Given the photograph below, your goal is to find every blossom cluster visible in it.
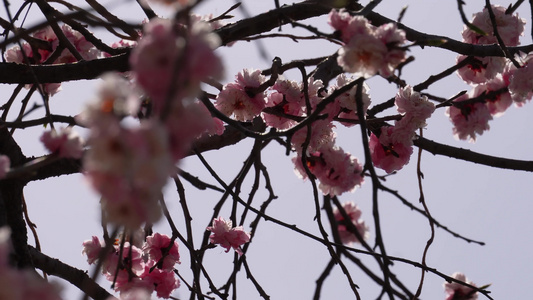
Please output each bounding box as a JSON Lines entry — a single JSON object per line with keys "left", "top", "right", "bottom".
{"left": 0, "top": 227, "right": 62, "bottom": 300}
{"left": 370, "top": 86, "right": 434, "bottom": 173}
{"left": 332, "top": 201, "right": 369, "bottom": 245}
{"left": 5, "top": 24, "right": 99, "bottom": 95}
{"left": 206, "top": 217, "right": 251, "bottom": 255}
{"left": 82, "top": 233, "right": 180, "bottom": 298}
{"left": 40, "top": 127, "right": 84, "bottom": 159}
{"left": 216, "top": 68, "right": 366, "bottom": 196}
{"left": 328, "top": 9, "right": 407, "bottom": 78}
{"left": 81, "top": 16, "right": 225, "bottom": 228}
{"left": 443, "top": 272, "right": 478, "bottom": 300}
{"left": 451, "top": 5, "right": 530, "bottom": 141}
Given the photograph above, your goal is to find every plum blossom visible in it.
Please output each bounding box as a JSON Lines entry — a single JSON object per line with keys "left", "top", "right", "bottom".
{"left": 472, "top": 75, "right": 512, "bottom": 116}
{"left": 4, "top": 25, "right": 98, "bottom": 96}
{"left": 84, "top": 122, "right": 173, "bottom": 228}
{"left": 77, "top": 73, "right": 141, "bottom": 128}
{"left": 330, "top": 10, "right": 406, "bottom": 77}
{"left": 215, "top": 69, "right": 267, "bottom": 121}
{"left": 81, "top": 236, "right": 103, "bottom": 265}
{"left": 165, "top": 100, "right": 224, "bottom": 160}
{"left": 462, "top": 5, "right": 525, "bottom": 47}
{"left": 328, "top": 11, "right": 372, "bottom": 43}
{"left": 83, "top": 233, "right": 181, "bottom": 298}
{"left": 0, "top": 155, "right": 10, "bottom": 179}
{"left": 40, "top": 127, "right": 84, "bottom": 159}
{"left": 107, "top": 289, "right": 152, "bottom": 300}
{"left": 446, "top": 93, "right": 492, "bottom": 142}
{"left": 291, "top": 119, "right": 336, "bottom": 154}
{"left": 262, "top": 77, "right": 325, "bottom": 128}
{"left": 456, "top": 55, "right": 506, "bottom": 85}
{"left": 143, "top": 233, "right": 180, "bottom": 271}
{"left": 507, "top": 54, "right": 533, "bottom": 104}
{"left": 333, "top": 202, "right": 369, "bottom": 245}
{"left": 327, "top": 74, "right": 371, "bottom": 126}
{"left": 369, "top": 126, "right": 414, "bottom": 174}
{"left": 293, "top": 146, "right": 364, "bottom": 196}
{"left": 130, "top": 17, "right": 223, "bottom": 111}
{"left": 443, "top": 272, "right": 478, "bottom": 300}
{"left": 206, "top": 217, "right": 251, "bottom": 255}
{"left": 394, "top": 86, "right": 435, "bottom": 131}
{"left": 142, "top": 268, "right": 179, "bottom": 298}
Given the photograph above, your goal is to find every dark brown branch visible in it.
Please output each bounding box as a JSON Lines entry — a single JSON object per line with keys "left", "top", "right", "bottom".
{"left": 0, "top": 53, "right": 130, "bottom": 84}
{"left": 414, "top": 137, "right": 533, "bottom": 171}
{"left": 28, "top": 246, "right": 112, "bottom": 300}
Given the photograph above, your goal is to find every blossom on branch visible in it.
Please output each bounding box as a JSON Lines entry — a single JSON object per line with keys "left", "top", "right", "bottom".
{"left": 215, "top": 68, "right": 267, "bottom": 121}
{"left": 446, "top": 94, "right": 492, "bottom": 142}
{"left": 443, "top": 272, "right": 478, "bottom": 300}
{"left": 329, "top": 9, "right": 407, "bottom": 78}
{"left": 327, "top": 74, "right": 371, "bottom": 126}
{"left": 130, "top": 17, "right": 223, "bottom": 111}
{"left": 369, "top": 126, "right": 413, "bottom": 174}
{"left": 333, "top": 201, "right": 369, "bottom": 245}
{"left": 143, "top": 233, "right": 180, "bottom": 271}
{"left": 82, "top": 233, "right": 181, "bottom": 298}
{"left": 293, "top": 145, "right": 364, "bottom": 196}
{"left": 206, "top": 217, "right": 251, "bottom": 255}
{"left": 462, "top": 5, "right": 525, "bottom": 47}
{"left": 40, "top": 127, "right": 84, "bottom": 159}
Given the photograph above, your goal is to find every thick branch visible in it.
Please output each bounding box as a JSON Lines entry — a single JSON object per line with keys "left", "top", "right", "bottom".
{"left": 414, "top": 137, "right": 533, "bottom": 172}
{"left": 28, "top": 246, "right": 112, "bottom": 300}
{"left": 0, "top": 53, "right": 129, "bottom": 84}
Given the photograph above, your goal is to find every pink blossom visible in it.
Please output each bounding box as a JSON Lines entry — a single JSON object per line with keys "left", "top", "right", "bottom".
{"left": 40, "top": 127, "right": 84, "bottom": 159}
{"left": 143, "top": 233, "right": 180, "bottom": 271}
{"left": 81, "top": 236, "right": 103, "bottom": 265}
{"left": 165, "top": 101, "right": 222, "bottom": 160}
{"left": 77, "top": 73, "right": 140, "bottom": 128}
{"left": 369, "top": 126, "right": 414, "bottom": 174}
{"left": 446, "top": 94, "right": 492, "bottom": 142}
{"left": 328, "top": 10, "right": 372, "bottom": 44}
{"left": 206, "top": 217, "right": 251, "bottom": 255}
{"left": 129, "top": 18, "right": 181, "bottom": 103}
{"left": 394, "top": 85, "right": 435, "bottom": 131}
{"left": 102, "top": 243, "right": 145, "bottom": 278}
{"left": 333, "top": 202, "right": 369, "bottom": 245}
{"left": 103, "top": 39, "right": 137, "bottom": 58}
{"left": 443, "top": 272, "right": 478, "bottom": 300}
{"left": 130, "top": 18, "right": 223, "bottom": 110}
{"left": 508, "top": 57, "right": 533, "bottom": 104}
{"left": 262, "top": 91, "right": 301, "bottom": 129}
{"left": 327, "top": 74, "right": 371, "bottom": 126}
{"left": 333, "top": 12, "right": 406, "bottom": 78}
{"left": 215, "top": 69, "right": 267, "bottom": 121}
{"left": 456, "top": 55, "right": 506, "bottom": 85}
{"left": 291, "top": 120, "right": 336, "bottom": 154}
{"left": 374, "top": 23, "right": 407, "bottom": 77}
{"left": 462, "top": 5, "right": 525, "bottom": 46}
{"left": 84, "top": 122, "right": 173, "bottom": 228}
{"left": 0, "top": 155, "right": 10, "bottom": 179}
{"left": 472, "top": 76, "right": 512, "bottom": 116}
{"left": 108, "top": 288, "right": 152, "bottom": 300}
{"left": 142, "top": 268, "right": 179, "bottom": 298}
{"left": 293, "top": 146, "right": 364, "bottom": 196}
{"left": 338, "top": 34, "right": 388, "bottom": 77}
{"left": 59, "top": 24, "right": 100, "bottom": 62}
